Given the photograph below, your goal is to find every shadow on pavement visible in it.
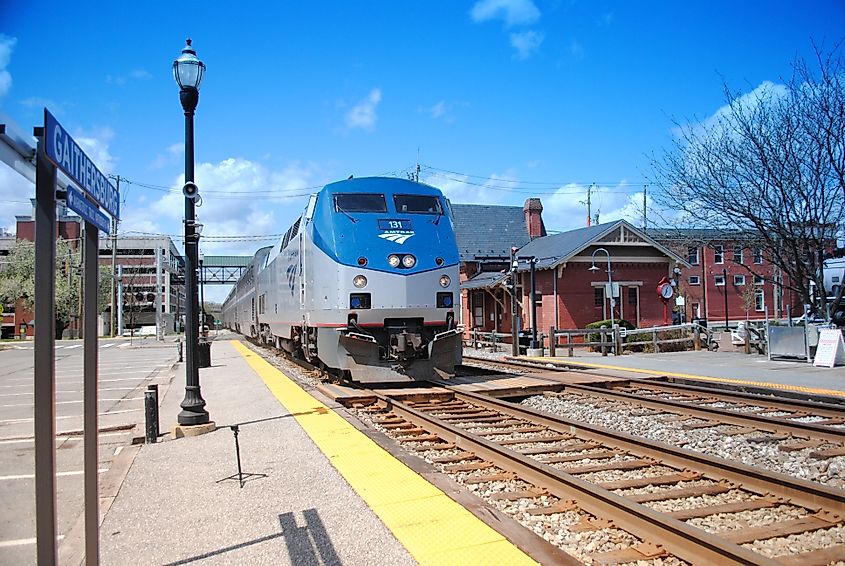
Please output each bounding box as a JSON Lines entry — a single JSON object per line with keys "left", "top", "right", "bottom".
{"left": 163, "top": 509, "right": 341, "bottom": 566}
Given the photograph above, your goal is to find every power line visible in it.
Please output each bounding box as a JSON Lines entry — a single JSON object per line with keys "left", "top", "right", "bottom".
{"left": 421, "top": 164, "right": 656, "bottom": 191}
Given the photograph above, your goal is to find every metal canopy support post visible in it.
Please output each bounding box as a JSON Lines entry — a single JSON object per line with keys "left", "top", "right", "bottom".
{"left": 509, "top": 247, "right": 519, "bottom": 356}
{"left": 83, "top": 220, "right": 100, "bottom": 565}
{"left": 723, "top": 267, "right": 729, "bottom": 329}
{"left": 34, "top": 131, "right": 58, "bottom": 565}
{"left": 528, "top": 257, "right": 538, "bottom": 349}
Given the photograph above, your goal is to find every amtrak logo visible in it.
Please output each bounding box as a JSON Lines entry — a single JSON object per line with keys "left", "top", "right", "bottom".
{"left": 286, "top": 265, "right": 297, "bottom": 296}
{"left": 379, "top": 232, "right": 414, "bottom": 244}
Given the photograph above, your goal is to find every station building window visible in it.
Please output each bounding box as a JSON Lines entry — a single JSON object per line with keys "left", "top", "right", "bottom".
{"left": 715, "top": 274, "right": 725, "bottom": 286}
{"left": 688, "top": 275, "right": 700, "bottom": 285}
{"left": 594, "top": 287, "right": 604, "bottom": 307}
{"left": 733, "top": 246, "right": 744, "bottom": 264}
{"left": 714, "top": 245, "right": 724, "bottom": 264}
{"left": 755, "top": 289, "right": 765, "bottom": 311}
{"left": 753, "top": 247, "right": 763, "bottom": 264}
{"left": 733, "top": 275, "right": 745, "bottom": 286}
{"left": 472, "top": 291, "right": 484, "bottom": 327}
{"left": 687, "top": 246, "right": 699, "bottom": 265}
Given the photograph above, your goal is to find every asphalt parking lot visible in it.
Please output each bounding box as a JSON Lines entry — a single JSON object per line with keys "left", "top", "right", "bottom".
{"left": 0, "top": 338, "right": 178, "bottom": 565}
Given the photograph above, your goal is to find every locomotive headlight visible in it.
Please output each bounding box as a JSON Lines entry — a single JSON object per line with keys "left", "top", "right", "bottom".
{"left": 439, "top": 275, "right": 451, "bottom": 288}
{"left": 388, "top": 254, "right": 401, "bottom": 267}
{"left": 402, "top": 254, "right": 416, "bottom": 268}
{"left": 353, "top": 274, "right": 368, "bottom": 288}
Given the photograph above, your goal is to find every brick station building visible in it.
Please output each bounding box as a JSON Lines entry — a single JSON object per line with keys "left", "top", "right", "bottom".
{"left": 648, "top": 228, "right": 795, "bottom": 326}
{"left": 453, "top": 199, "right": 688, "bottom": 339}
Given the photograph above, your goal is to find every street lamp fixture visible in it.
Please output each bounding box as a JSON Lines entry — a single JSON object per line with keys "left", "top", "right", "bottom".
{"left": 589, "top": 247, "right": 614, "bottom": 326}
{"left": 174, "top": 38, "right": 209, "bottom": 426}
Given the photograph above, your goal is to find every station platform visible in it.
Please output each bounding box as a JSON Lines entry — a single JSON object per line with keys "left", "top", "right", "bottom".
{"left": 518, "top": 349, "right": 845, "bottom": 398}
{"left": 88, "top": 339, "right": 549, "bottom": 566}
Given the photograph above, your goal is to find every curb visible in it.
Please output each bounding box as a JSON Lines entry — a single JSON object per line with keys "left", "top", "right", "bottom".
{"left": 58, "top": 427, "right": 143, "bottom": 566}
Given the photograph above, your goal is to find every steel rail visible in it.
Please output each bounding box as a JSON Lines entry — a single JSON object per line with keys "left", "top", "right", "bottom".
{"left": 377, "top": 392, "right": 781, "bottom": 565}
{"left": 446, "top": 388, "right": 845, "bottom": 514}
{"left": 620, "top": 380, "right": 845, "bottom": 415}
{"left": 564, "top": 383, "right": 845, "bottom": 444}
{"left": 462, "top": 355, "right": 845, "bottom": 441}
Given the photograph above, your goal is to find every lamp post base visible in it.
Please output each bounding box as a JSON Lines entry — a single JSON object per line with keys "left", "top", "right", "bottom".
{"left": 177, "top": 385, "right": 209, "bottom": 426}
{"left": 171, "top": 421, "right": 216, "bottom": 439}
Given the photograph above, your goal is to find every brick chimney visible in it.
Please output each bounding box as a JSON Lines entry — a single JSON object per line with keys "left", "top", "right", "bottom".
{"left": 523, "top": 198, "right": 546, "bottom": 240}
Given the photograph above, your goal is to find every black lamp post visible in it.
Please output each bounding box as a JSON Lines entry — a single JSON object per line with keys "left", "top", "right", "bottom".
{"left": 174, "top": 38, "right": 209, "bottom": 426}
{"left": 589, "top": 247, "right": 614, "bottom": 326}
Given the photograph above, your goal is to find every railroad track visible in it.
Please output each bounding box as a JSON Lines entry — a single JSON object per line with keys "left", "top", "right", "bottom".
{"left": 355, "top": 388, "right": 845, "bottom": 565}
{"left": 463, "top": 355, "right": 845, "bottom": 458}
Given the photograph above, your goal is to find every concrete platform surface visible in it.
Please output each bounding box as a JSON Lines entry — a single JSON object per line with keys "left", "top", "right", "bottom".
{"left": 97, "top": 340, "right": 419, "bottom": 566}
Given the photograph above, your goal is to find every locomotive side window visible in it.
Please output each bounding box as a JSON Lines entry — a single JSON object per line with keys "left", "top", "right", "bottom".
{"left": 334, "top": 193, "right": 387, "bottom": 212}
{"left": 394, "top": 194, "right": 443, "bottom": 214}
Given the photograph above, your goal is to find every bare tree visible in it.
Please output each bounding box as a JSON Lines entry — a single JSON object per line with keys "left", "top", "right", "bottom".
{"left": 651, "top": 44, "right": 845, "bottom": 318}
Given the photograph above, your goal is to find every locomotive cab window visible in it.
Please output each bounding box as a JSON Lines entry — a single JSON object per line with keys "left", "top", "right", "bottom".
{"left": 393, "top": 194, "right": 443, "bottom": 214}
{"left": 334, "top": 193, "right": 386, "bottom": 213}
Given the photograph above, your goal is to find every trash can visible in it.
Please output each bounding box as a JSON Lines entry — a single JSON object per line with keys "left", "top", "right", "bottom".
{"left": 197, "top": 340, "right": 212, "bottom": 368}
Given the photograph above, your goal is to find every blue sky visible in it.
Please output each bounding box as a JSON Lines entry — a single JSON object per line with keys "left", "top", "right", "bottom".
{"left": 1, "top": 1, "right": 843, "bottom": 300}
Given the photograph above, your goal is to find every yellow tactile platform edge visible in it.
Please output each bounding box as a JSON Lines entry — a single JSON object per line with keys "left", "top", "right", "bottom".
{"left": 524, "top": 356, "right": 845, "bottom": 399}
{"left": 231, "top": 341, "right": 537, "bottom": 566}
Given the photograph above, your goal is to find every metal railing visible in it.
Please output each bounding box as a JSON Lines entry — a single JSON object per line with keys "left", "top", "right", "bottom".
{"left": 548, "top": 322, "right": 714, "bottom": 357}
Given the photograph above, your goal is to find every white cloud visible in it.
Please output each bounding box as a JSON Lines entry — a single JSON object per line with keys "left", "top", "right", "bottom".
{"left": 429, "top": 101, "right": 446, "bottom": 118}
{"left": 674, "top": 80, "right": 789, "bottom": 141}
{"left": 74, "top": 127, "right": 116, "bottom": 175}
{"left": 424, "top": 170, "right": 520, "bottom": 206}
{"left": 120, "top": 157, "right": 322, "bottom": 258}
{"left": 106, "top": 69, "right": 154, "bottom": 86}
{"left": 0, "top": 35, "right": 17, "bottom": 98}
{"left": 148, "top": 143, "right": 184, "bottom": 170}
{"left": 0, "top": 163, "right": 34, "bottom": 233}
{"left": 510, "top": 30, "right": 544, "bottom": 60}
{"left": 345, "top": 88, "right": 382, "bottom": 131}
{"left": 543, "top": 182, "right": 646, "bottom": 232}
{"left": 569, "top": 39, "right": 585, "bottom": 61}
{"left": 471, "top": 0, "right": 540, "bottom": 27}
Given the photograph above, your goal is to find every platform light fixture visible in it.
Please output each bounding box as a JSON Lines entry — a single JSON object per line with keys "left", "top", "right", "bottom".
{"left": 589, "top": 247, "right": 614, "bottom": 328}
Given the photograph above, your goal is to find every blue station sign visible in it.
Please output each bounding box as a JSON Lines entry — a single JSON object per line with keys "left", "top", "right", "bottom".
{"left": 44, "top": 109, "right": 120, "bottom": 220}
{"left": 66, "top": 184, "right": 111, "bottom": 235}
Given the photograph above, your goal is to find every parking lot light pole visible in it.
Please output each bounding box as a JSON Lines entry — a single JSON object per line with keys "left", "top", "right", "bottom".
{"left": 174, "top": 38, "right": 209, "bottom": 426}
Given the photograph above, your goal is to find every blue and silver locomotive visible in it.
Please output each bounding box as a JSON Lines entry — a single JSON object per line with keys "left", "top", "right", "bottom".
{"left": 221, "top": 177, "right": 462, "bottom": 382}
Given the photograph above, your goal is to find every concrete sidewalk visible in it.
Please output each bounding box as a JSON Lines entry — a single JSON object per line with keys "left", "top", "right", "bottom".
{"left": 95, "top": 339, "right": 416, "bottom": 566}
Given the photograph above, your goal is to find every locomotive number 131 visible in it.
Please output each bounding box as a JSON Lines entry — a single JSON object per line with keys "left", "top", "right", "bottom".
{"left": 378, "top": 219, "right": 412, "bottom": 230}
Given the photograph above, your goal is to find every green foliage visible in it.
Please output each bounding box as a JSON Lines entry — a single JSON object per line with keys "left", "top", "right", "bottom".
{"left": 585, "top": 319, "right": 634, "bottom": 348}
{"left": 585, "top": 319, "right": 635, "bottom": 330}
{"left": 0, "top": 239, "right": 113, "bottom": 333}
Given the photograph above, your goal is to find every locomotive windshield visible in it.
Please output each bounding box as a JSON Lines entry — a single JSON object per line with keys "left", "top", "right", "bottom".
{"left": 394, "top": 194, "right": 443, "bottom": 214}
{"left": 334, "top": 193, "right": 387, "bottom": 213}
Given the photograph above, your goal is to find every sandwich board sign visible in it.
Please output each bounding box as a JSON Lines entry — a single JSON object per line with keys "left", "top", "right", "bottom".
{"left": 813, "top": 328, "right": 845, "bottom": 368}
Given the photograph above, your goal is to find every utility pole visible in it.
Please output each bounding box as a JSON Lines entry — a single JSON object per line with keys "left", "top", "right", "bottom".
{"left": 155, "top": 247, "right": 163, "bottom": 341}
{"left": 116, "top": 265, "right": 124, "bottom": 336}
{"left": 586, "top": 183, "right": 593, "bottom": 227}
{"left": 643, "top": 185, "right": 648, "bottom": 230}
{"left": 109, "top": 175, "right": 120, "bottom": 337}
